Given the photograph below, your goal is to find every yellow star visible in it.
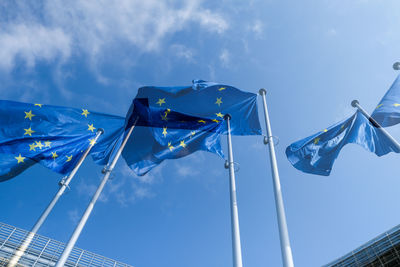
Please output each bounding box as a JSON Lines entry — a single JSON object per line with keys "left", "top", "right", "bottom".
{"left": 81, "top": 109, "right": 90, "bottom": 117}
{"left": 34, "top": 103, "right": 42, "bottom": 108}
{"left": 314, "top": 137, "right": 320, "bottom": 145}
{"left": 66, "top": 155, "right": 73, "bottom": 162}
{"left": 51, "top": 152, "right": 58, "bottom": 159}
{"left": 376, "top": 104, "right": 383, "bottom": 109}
{"left": 44, "top": 141, "right": 52, "bottom": 147}
{"left": 89, "top": 138, "right": 96, "bottom": 146}
{"left": 394, "top": 103, "right": 400, "bottom": 107}
{"left": 215, "top": 97, "right": 222, "bottom": 106}
{"left": 24, "top": 127, "right": 35, "bottom": 136}
{"left": 216, "top": 112, "right": 224, "bottom": 118}
{"left": 156, "top": 98, "right": 166, "bottom": 106}
{"left": 161, "top": 114, "right": 168, "bottom": 121}
{"left": 191, "top": 131, "right": 196, "bottom": 136}
{"left": 162, "top": 127, "right": 167, "bottom": 137}
{"left": 212, "top": 119, "right": 220, "bottom": 123}
{"left": 180, "top": 140, "right": 187, "bottom": 148}
{"left": 198, "top": 120, "right": 206, "bottom": 124}
{"left": 24, "top": 110, "right": 35, "bottom": 120}
{"left": 35, "top": 141, "right": 44, "bottom": 149}
{"left": 168, "top": 142, "right": 174, "bottom": 151}
{"left": 218, "top": 87, "right": 226, "bottom": 91}
{"left": 29, "top": 143, "right": 36, "bottom": 151}
{"left": 15, "top": 154, "right": 25, "bottom": 164}
{"left": 323, "top": 129, "right": 327, "bottom": 132}
{"left": 88, "top": 124, "right": 96, "bottom": 132}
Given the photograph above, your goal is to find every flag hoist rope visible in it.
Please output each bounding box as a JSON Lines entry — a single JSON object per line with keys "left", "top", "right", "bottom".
{"left": 224, "top": 114, "right": 243, "bottom": 267}
{"left": 7, "top": 129, "right": 104, "bottom": 267}
{"left": 259, "top": 89, "right": 294, "bottom": 267}
{"left": 55, "top": 118, "right": 138, "bottom": 267}
{"left": 351, "top": 100, "right": 400, "bottom": 150}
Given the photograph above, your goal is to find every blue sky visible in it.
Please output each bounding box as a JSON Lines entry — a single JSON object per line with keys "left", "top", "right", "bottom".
{"left": 1, "top": 0, "right": 400, "bottom": 266}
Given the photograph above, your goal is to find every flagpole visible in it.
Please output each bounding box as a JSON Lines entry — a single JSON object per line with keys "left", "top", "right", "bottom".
{"left": 224, "top": 114, "right": 243, "bottom": 267}
{"left": 55, "top": 118, "right": 138, "bottom": 267}
{"left": 259, "top": 89, "right": 294, "bottom": 267}
{"left": 7, "top": 129, "right": 104, "bottom": 267}
{"left": 351, "top": 100, "right": 400, "bottom": 150}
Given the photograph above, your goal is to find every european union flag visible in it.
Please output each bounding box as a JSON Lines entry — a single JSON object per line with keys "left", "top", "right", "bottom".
{"left": 121, "top": 97, "right": 224, "bottom": 176}
{"left": 134, "top": 80, "right": 262, "bottom": 135}
{"left": 120, "top": 80, "right": 261, "bottom": 176}
{"left": 286, "top": 111, "right": 400, "bottom": 176}
{"left": 371, "top": 74, "right": 400, "bottom": 127}
{"left": 0, "top": 100, "right": 125, "bottom": 182}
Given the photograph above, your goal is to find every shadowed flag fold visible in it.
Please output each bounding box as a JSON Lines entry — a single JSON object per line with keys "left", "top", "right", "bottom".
{"left": 286, "top": 111, "right": 400, "bottom": 176}
{"left": 0, "top": 100, "right": 125, "bottom": 182}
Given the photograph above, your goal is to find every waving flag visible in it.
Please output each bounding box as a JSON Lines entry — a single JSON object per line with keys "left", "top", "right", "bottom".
{"left": 0, "top": 100, "right": 124, "bottom": 182}
{"left": 286, "top": 111, "right": 400, "bottom": 176}
{"left": 120, "top": 80, "right": 261, "bottom": 176}
{"left": 371, "top": 74, "right": 400, "bottom": 127}
{"left": 134, "top": 80, "right": 262, "bottom": 135}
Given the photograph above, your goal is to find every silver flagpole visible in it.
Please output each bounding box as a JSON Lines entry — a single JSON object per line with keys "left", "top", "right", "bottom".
{"left": 259, "top": 89, "right": 294, "bottom": 267}
{"left": 224, "top": 114, "right": 243, "bottom": 267}
{"left": 55, "top": 118, "right": 138, "bottom": 267}
{"left": 7, "top": 129, "right": 104, "bottom": 267}
{"left": 351, "top": 100, "right": 400, "bottom": 150}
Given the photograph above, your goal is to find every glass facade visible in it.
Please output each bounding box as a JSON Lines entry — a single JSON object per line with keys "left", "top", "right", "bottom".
{"left": 324, "top": 224, "right": 400, "bottom": 267}
{"left": 0, "top": 222, "right": 133, "bottom": 267}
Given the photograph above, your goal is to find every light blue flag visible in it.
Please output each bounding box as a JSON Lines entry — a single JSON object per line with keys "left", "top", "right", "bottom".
{"left": 286, "top": 111, "right": 400, "bottom": 176}
{"left": 371, "top": 74, "right": 400, "bottom": 127}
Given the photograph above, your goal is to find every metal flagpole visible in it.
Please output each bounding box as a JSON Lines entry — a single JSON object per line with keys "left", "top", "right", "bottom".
{"left": 351, "top": 100, "right": 400, "bottom": 150}
{"left": 55, "top": 118, "right": 138, "bottom": 267}
{"left": 7, "top": 129, "right": 104, "bottom": 267}
{"left": 259, "top": 89, "right": 294, "bottom": 267}
{"left": 224, "top": 114, "right": 243, "bottom": 267}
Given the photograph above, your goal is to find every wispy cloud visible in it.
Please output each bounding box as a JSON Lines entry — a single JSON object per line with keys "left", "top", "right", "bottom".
{"left": 67, "top": 209, "right": 80, "bottom": 224}
{"left": 219, "top": 49, "right": 231, "bottom": 67}
{"left": 0, "top": 24, "right": 71, "bottom": 71}
{"left": 0, "top": 0, "right": 228, "bottom": 74}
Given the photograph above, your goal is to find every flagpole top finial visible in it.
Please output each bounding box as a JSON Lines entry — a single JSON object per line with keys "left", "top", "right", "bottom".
{"left": 259, "top": 88, "right": 267, "bottom": 95}
{"left": 393, "top": 62, "right": 400, "bottom": 70}
{"left": 224, "top": 114, "right": 232, "bottom": 120}
{"left": 351, "top": 100, "right": 359, "bottom": 108}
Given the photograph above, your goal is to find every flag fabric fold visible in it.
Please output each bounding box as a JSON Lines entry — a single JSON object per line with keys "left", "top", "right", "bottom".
{"left": 371, "top": 74, "right": 400, "bottom": 127}
{"left": 134, "top": 80, "right": 262, "bottom": 135}
{"left": 0, "top": 100, "right": 125, "bottom": 182}
{"left": 121, "top": 80, "right": 261, "bottom": 176}
{"left": 286, "top": 111, "right": 400, "bottom": 176}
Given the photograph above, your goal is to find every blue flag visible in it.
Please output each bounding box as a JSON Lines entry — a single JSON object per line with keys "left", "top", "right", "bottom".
{"left": 286, "top": 111, "right": 400, "bottom": 176}
{"left": 134, "top": 80, "right": 262, "bottom": 135}
{"left": 121, "top": 80, "right": 261, "bottom": 176}
{"left": 0, "top": 100, "right": 124, "bottom": 182}
{"left": 371, "top": 74, "right": 400, "bottom": 127}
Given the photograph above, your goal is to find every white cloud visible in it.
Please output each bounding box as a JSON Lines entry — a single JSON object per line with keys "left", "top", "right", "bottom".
{"left": 0, "top": 24, "right": 71, "bottom": 71}
{"left": 67, "top": 209, "right": 80, "bottom": 224}
{"left": 0, "top": 0, "right": 228, "bottom": 73}
{"left": 170, "top": 44, "right": 195, "bottom": 62}
{"left": 219, "top": 49, "right": 230, "bottom": 66}
{"left": 249, "top": 20, "right": 264, "bottom": 39}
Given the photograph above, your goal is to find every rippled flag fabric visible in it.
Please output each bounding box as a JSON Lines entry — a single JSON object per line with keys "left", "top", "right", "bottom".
{"left": 286, "top": 111, "right": 400, "bottom": 176}
{"left": 371, "top": 74, "right": 400, "bottom": 127}
{"left": 0, "top": 100, "right": 125, "bottom": 182}
{"left": 121, "top": 98, "right": 224, "bottom": 176}
{"left": 133, "top": 80, "right": 262, "bottom": 135}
